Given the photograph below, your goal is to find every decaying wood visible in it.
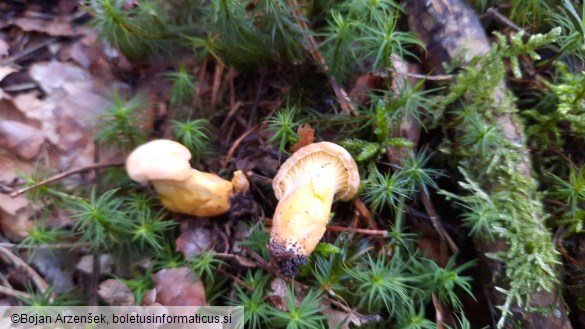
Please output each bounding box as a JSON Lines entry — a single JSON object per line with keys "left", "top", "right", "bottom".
{"left": 403, "top": 0, "right": 571, "bottom": 328}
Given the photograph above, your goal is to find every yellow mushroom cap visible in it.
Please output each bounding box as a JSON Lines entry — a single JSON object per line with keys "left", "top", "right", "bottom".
{"left": 272, "top": 141, "right": 360, "bottom": 201}
{"left": 126, "top": 139, "right": 193, "bottom": 184}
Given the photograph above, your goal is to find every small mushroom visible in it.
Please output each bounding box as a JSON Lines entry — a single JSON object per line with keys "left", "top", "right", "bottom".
{"left": 126, "top": 139, "right": 239, "bottom": 217}
{"left": 269, "top": 141, "right": 360, "bottom": 276}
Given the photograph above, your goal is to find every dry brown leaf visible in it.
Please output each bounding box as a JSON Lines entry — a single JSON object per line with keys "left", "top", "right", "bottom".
{"left": 29, "top": 61, "right": 89, "bottom": 93}
{"left": 30, "top": 248, "right": 75, "bottom": 293}
{"left": 0, "top": 190, "right": 31, "bottom": 241}
{"left": 175, "top": 222, "right": 217, "bottom": 259}
{"left": 290, "top": 124, "right": 314, "bottom": 152}
{"left": 99, "top": 279, "right": 136, "bottom": 306}
{"left": 418, "top": 237, "right": 449, "bottom": 267}
{"left": 348, "top": 74, "right": 386, "bottom": 106}
{"left": 9, "top": 17, "right": 76, "bottom": 37}
{"left": 0, "top": 154, "right": 32, "bottom": 241}
{"left": 16, "top": 60, "right": 126, "bottom": 168}
{"left": 0, "top": 120, "right": 45, "bottom": 160}
{"left": 153, "top": 267, "right": 207, "bottom": 306}
{"left": 266, "top": 277, "right": 287, "bottom": 311}
{"left": 76, "top": 254, "right": 113, "bottom": 275}
{"left": 0, "top": 193, "right": 27, "bottom": 217}
{"left": 325, "top": 308, "right": 360, "bottom": 329}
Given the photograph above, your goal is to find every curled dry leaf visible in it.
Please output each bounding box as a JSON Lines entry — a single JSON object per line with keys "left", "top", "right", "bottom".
{"left": 153, "top": 267, "right": 207, "bottom": 306}
{"left": 99, "top": 279, "right": 136, "bottom": 306}
{"left": 290, "top": 124, "right": 314, "bottom": 152}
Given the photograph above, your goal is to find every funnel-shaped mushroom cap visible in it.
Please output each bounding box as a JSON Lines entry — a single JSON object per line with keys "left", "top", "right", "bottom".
{"left": 272, "top": 142, "right": 359, "bottom": 201}
{"left": 126, "top": 139, "right": 192, "bottom": 183}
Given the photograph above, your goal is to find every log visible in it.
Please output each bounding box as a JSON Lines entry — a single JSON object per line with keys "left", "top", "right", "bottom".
{"left": 403, "top": 1, "right": 572, "bottom": 328}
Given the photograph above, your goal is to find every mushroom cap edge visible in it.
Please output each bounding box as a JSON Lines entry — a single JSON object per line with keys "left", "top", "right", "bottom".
{"left": 272, "top": 141, "right": 359, "bottom": 201}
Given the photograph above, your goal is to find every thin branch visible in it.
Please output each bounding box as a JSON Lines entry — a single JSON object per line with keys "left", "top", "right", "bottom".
{"left": 0, "top": 246, "right": 49, "bottom": 294}
{"left": 388, "top": 68, "right": 453, "bottom": 81}
{"left": 9, "top": 162, "right": 125, "bottom": 198}
{"left": 0, "top": 242, "right": 80, "bottom": 249}
{"left": 421, "top": 193, "right": 459, "bottom": 253}
{"left": 324, "top": 225, "right": 388, "bottom": 236}
{"left": 223, "top": 126, "right": 257, "bottom": 167}
{"left": 0, "top": 285, "right": 32, "bottom": 300}
{"left": 485, "top": 7, "right": 525, "bottom": 34}
{"left": 263, "top": 218, "right": 388, "bottom": 236}
{"left": 287, "top": 0, "right": 358, "bottom": 116}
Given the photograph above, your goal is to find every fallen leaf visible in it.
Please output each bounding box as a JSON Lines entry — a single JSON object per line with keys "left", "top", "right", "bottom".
{"left": 76, "top": 254, "right": 113, "bottom": 275}
{"left": 8, "top": 17, "right": 76, "bottom": 37}
{"left": 325, "top": 309, "right": 355, "bottom": 329}
{"left": 348, "top": 74, "right": 386, "bottom": 106}
{"left": 0, "top": 209, "right": 31, "bottom": 241}
{"left": 0, "top": 120, "right": 45, "bottom": 160}
{"left": 0, "top": 194, "right": 27, "bottom": 217}
{"left": 266, "top": 277, "right": 287, "bottom": 311}
{"left": 418, "top": 237, "right": 449, "bottom": 267}
{"left": 153, "top": 267, "right": 207, "bottom": 306}
{"left": 290, "top": 124, "right": 314, "bottom": 152}
{"left": 29, "top": 61, "right": 89, "bottom": 94}
{"left": 175, "top": 221, "right": 217, "bottom": 259}
{"left": 99, "top": 279, "right": 136, "bottom": 306}
{"left": 30, "top": 248, "right": 76, "bottom": 293}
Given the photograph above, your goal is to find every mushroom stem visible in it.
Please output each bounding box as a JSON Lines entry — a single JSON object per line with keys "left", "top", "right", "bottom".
{"left": 268, "top": 142, "right": 359, "bottom": 277}
{"left": 152, "top": 169, "right": 233, "bottom": 217}
{"left": 271, "top": 171, "right": 337, "bottom": 255}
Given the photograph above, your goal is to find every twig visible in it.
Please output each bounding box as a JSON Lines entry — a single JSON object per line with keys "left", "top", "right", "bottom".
{"left": 485, "top": 7, "right": 525, "bottom": 34}
{"left": 0, "top": 285, "right": 32, "bottom": 300}
{"left": 0, "top": 246, "right": 49, "bottom": 294}
{"left": 246, "top": 171, "right": 273, "bottom": 185}
{"left": 353, "top": 198, "right": 377, "bottom": 230}
{"left": 287, "top": 0, "right": 358, "bottom": 116}
{"left": 324, "top": 225, "right": 388, "bottom": 236}
{"left": 248, "top": 71, "right": 265, "bottom": 128}
{"left": 432, "top": 292, "right": 447, "bottom": 329}
{"left": 389, "top": 68, "right": 453, "bottom": 81}
{"left": 264, "top": 218, "right": 388, "bottom": 236}
{"left": 0, "top": 37, "right": 59, "bottom": 66}
{"left": 223, "top": 126, "right": 258, "bottom": 167}
{"left": 9, "top": 162, "right": 124, "bottom": 198}
{"left": 0, "top": 242, "right": 80, "bottom": 249}
{"left": 211, "top": 62, "right": 225, "bottom": 109}
{"left": 420, "top": 193, "right": 459, "bottom": 253}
